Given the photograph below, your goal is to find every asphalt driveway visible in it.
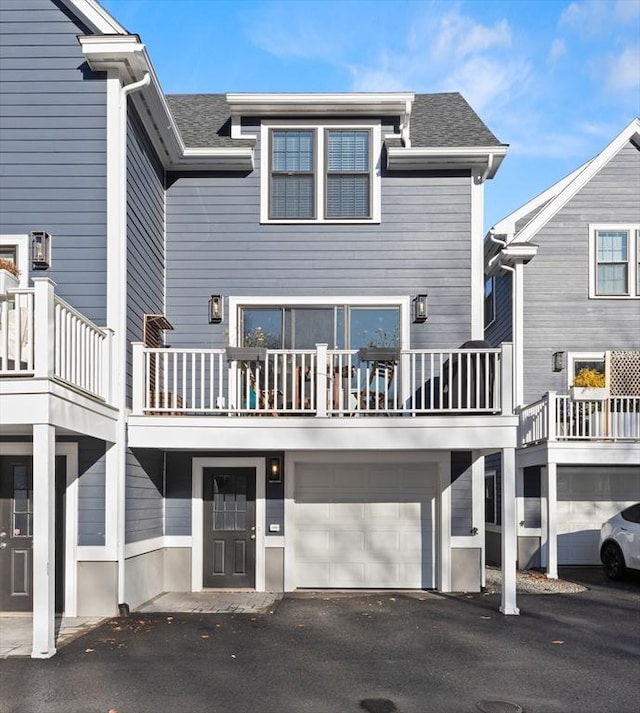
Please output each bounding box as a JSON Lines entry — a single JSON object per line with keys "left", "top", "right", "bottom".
{"left": 1, "top": 569, "right": 638, "bottom": 713}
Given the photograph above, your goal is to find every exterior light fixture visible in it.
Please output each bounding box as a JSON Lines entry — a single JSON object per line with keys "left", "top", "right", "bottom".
{"left": 412, "top": 294, "right": 428, "bottom": 323}
{"left": 268, "top": 456, "right": 282, "bottom": 483}
{"left": 208, "top": 295, "right": 223, "bottom": 324}
{"left": 552, "top": 351, "right": 565, "bottom": 372}
{"left": 30, "top": 231, "right": 51, "bottom": 270}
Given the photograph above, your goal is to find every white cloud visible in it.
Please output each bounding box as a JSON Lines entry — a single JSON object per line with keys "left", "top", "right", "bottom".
{"left": 431, "top": 13, "right": 511, "bottom": 62}
{"left": 548, "top": 38, "right": 567, "bottom": 65}
{"left": 560, "top": 0, "right": 640, "bottom": 35}
{"left": 604, "top": 44, "right": 640, "bottom": 92}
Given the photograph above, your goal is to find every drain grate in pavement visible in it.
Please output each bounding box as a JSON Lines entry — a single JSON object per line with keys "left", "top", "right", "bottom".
{"left": 476, "top": 701, "right": 524, "bottom": 713}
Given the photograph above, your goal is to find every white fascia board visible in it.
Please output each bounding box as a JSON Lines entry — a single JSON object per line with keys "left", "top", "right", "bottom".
{"left": 63, "top": 0, "right": 128, "bottom": 35}
{"left": 489, "top": 161, "right": 590, "bottom": 239}
{"left": 226, "top": 92, "right": 415, "bottom": 118}
{"left": 79, "top": 36, "right": 255, "bottom": 172}
{"left": 386, "top": 145, "right": 507, "bottom": 177}
{"left": 511, "top": 118, "right": 640, "bottom": 246}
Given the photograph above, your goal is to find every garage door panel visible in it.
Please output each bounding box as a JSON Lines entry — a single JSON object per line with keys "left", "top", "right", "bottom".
{"left": 557, "top": 470, "right": 640, "bottom": 565}
{"left": 294, "top": 462, "right": 436, "bottom": 588}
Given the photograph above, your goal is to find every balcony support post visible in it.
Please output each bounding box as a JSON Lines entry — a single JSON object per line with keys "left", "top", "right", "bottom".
{"left": 500, "top": 446, "right": 519, "bottom": 615}
{"left": 32, "top": 278, "right": 56, "bottom": 380}
{"left": 315, "top": 344, "right": 328, "bottom": 417}
{"left": 132, "top": 342, "right": 144, "bottom": 414}
{"left": 545, "top": 461, "right": 559, "bottom": 580}
{"left": 500, "top": 343, "right": 513, "bottom": 415}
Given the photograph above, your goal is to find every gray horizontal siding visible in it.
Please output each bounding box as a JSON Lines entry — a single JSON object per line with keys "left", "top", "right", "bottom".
{"left": 522, "top": 140, "right": 640, "bottom": 403}
{"left": 166, "top": 129, "right": 473, "bottom": 351}
{"left": 485, "top": 273, "right": 512, "bottom": 346}
{"left": 125, "top": 449, "right": 164, "bottom": 544}
{"left": 0, "top": 0, "right": 107, "bottom": 325}
{"left": 165, "top": 453, "right": 192, "bottom": 537}
{"left": 125, "top": 106, "right": 165, "bottom": 404}
{"left": 451, "top": 451, "right": 473, "bottom": 536}
{"left": 77, "top": 437, "right": 107, "bottom": 547}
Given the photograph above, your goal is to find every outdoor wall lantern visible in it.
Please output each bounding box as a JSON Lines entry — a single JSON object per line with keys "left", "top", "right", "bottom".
{"left": 30, "top": 231, "right": 51, "bottom": 270}
{"left": 552, "top": 351, "right": 565, "bottom": 372}
{"left": 412, "top": 294, "right": 428, "bottom": 323}
{"left": 268, "top": 456, "right": 282, "bottom": 484}
{"left": 208, "top": 294, "right": 223, "bottom": 324}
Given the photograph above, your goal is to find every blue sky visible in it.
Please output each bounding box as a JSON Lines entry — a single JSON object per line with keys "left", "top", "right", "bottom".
{"left": 100, "top": 0, "right": 640, "bottom": 230}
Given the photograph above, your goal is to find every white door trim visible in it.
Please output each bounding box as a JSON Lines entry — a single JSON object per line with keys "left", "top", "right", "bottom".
{"left": 0, "top": 442, "right": 78, "bottom": 617}
{"left": 192, "top": 457, "right": 265, "bottom": 592}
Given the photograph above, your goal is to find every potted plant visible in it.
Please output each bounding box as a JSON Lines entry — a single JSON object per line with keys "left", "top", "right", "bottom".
{"left": 570, "top": 367, "right": 609, "bottom": 400}
{"left": 0, "top": 258, "right": 20, "bottom": 295}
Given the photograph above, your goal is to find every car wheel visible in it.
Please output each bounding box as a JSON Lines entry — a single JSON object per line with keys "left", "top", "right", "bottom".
{"left": 601, "top": 541, "right": 626, "bottom": 580}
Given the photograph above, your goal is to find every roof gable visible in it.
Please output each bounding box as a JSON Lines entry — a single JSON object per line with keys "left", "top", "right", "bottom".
{"left": 508, "top": 118, "right": 640, "bottom": 245}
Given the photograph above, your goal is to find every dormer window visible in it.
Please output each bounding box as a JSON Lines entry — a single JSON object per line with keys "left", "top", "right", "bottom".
{"left": 262, "top": 121, "right": 381, "bottom": 224}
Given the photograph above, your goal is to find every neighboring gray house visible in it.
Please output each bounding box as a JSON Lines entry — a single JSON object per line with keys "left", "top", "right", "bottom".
{"left": 484, "top": 118, "right": 640, "bottom": 575}
{"left": 0, "top": 0, "right": 522, "bottom": 658}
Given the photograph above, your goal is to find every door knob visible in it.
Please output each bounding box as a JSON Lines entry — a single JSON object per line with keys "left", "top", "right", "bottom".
{"left": 0, "top": 531, "right": 6, "bottom": 538}
{"left": 0, "top": 542, "right": 6, "bottom": 549}
{"left": 250, "top": 534, "right": 256, "bottom": 540}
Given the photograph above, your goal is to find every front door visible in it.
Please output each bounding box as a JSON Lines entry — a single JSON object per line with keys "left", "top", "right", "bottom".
{"left": 0, "top": 457, "right": 33, "bottom": 611}
{"left": 203, "top": 467, "right": 256, "bottom": 588}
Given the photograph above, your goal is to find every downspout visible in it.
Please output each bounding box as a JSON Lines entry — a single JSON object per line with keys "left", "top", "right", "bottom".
{"left": 116, "top": 72, "right": 150, "bottom": 611}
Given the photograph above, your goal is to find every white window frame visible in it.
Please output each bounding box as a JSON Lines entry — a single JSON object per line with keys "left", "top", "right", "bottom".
{"left": 0, "top": 234, "right": 30, "bottom": 288}
{"left": 484, "top": 275, "right": 496, "bottom": 328}
{"left": 260, "top": 120, "right": 382, "bottom": 225}
{"left": 567, "top": 351, "right": 605, "bottom": 388}
{"left": 588, "top": 223, "right": 640, "bottom": 299}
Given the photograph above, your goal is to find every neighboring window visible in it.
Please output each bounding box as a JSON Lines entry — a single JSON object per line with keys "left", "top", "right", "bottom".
{"left": 568, "top": 352, "right": 605, "bottom": 388}
{"left": 270, "top": 130, "right": 315, "bottom": 219}
{"left": 485, "top": 472, "right": 497, "bottom": 524}
{"left": 589, "top": 225, "right": 640, "bottom": 298}
{"left": 484, "top": 276, "right": 495, "bottom": 327}
{"left": 325, "top": 130, "right": 370, "bottom": 219}
{"left": 262, "top": 122, "right": 380, "bottom": 223}
{"left": 240, "top": 304, "right": 400, "bottom": 350}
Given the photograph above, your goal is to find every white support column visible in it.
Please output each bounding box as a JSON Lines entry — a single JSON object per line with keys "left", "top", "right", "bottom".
{"left": 31, "top": 424, "right": 56, "bottom": 658}
{"left": 546, "top": 461, "right": 558, "bottom": 579}
{"left": 315, "top": 343, "right": 328, "bottom": 418}
{"left": 131, "top": 342, "right": 144, "bottom": 414}
{"left": 500, "top": 447, "right": 519, "bottom": 615}
{"left": 438, "top": 456, "right": 452, "bottom": 592}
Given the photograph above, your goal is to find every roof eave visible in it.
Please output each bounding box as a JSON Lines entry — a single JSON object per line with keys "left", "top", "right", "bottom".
{"left": 226, "top": 93, "right": 415, "bottom": 118}
{"left": 79, "top": 36, "right": 255, "bottom": 171}
{"left": 386, "top": 145, "right": 507, "bottom": 178}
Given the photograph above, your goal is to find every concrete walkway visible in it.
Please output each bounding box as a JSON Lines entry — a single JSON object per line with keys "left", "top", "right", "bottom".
{"left": 0, "top": 615, "right": 105, "bottom": 658}
{"left": 0, "top": 592, "right": 282, "bottom": 658}
{"left": 136, "top": 591, "right": 283, "bottom": 614}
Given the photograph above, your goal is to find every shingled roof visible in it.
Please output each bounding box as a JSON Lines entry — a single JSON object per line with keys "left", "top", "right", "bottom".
{"left": 166, "top": 92, "right": 502, "bottom": 149}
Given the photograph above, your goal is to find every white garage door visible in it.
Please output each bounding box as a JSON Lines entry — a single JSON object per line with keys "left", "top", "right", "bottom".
{"left": 557, "top": 469, "right": 640, "bottom": 565}
{"left": 294, "top": 462, "right": 437, "bottom": 589}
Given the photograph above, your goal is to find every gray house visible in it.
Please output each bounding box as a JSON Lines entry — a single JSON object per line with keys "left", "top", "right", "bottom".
{"left": 484, "top": 118, "right": 640, "bottom": 575}
{"left": 0, "top": 0, "right": 521, "bottom": 658}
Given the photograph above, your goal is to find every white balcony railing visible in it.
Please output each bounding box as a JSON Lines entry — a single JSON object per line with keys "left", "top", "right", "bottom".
{"left": 519, "top": 391, "right": 640, "bottom": 445}
{"left": 132, "top": 342, "right": 512, "bottom": 417}
{"left": 0, "top": 278, "right": 112, "bottom": 401}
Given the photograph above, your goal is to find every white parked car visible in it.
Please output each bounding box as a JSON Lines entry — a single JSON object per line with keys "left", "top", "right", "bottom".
{"left": 599, "top": 504, "right": 640, "bottom": 579}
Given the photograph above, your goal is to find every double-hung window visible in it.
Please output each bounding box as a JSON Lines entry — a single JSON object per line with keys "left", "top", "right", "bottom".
{"left": 263, "top": 122, "right": 380, "bottom": 223}
{"left": 589, "top": 224, "right": 640, "bottom": 298}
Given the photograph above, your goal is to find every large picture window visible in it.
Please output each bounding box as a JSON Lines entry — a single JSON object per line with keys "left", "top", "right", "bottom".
{"left": 263, "top": 122, "right": 379, "bottom": 223}
{"left": 589, "top": 224, "right": 640, "bottom": 298}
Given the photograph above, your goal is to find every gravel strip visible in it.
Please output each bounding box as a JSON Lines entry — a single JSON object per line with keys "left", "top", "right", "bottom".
{"left": 484, "top": 566, "right": 588, "bottom": 594}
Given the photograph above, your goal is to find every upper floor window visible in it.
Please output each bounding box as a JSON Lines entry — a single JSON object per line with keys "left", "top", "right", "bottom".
{"left": 484, "top": 276, "right": 495, "bottom": 327}
{"left": 262, "top": 121, "right": 381, "bottom": 224}
{"left": 589, "top": 224, "right": 640, "bottom": 298}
